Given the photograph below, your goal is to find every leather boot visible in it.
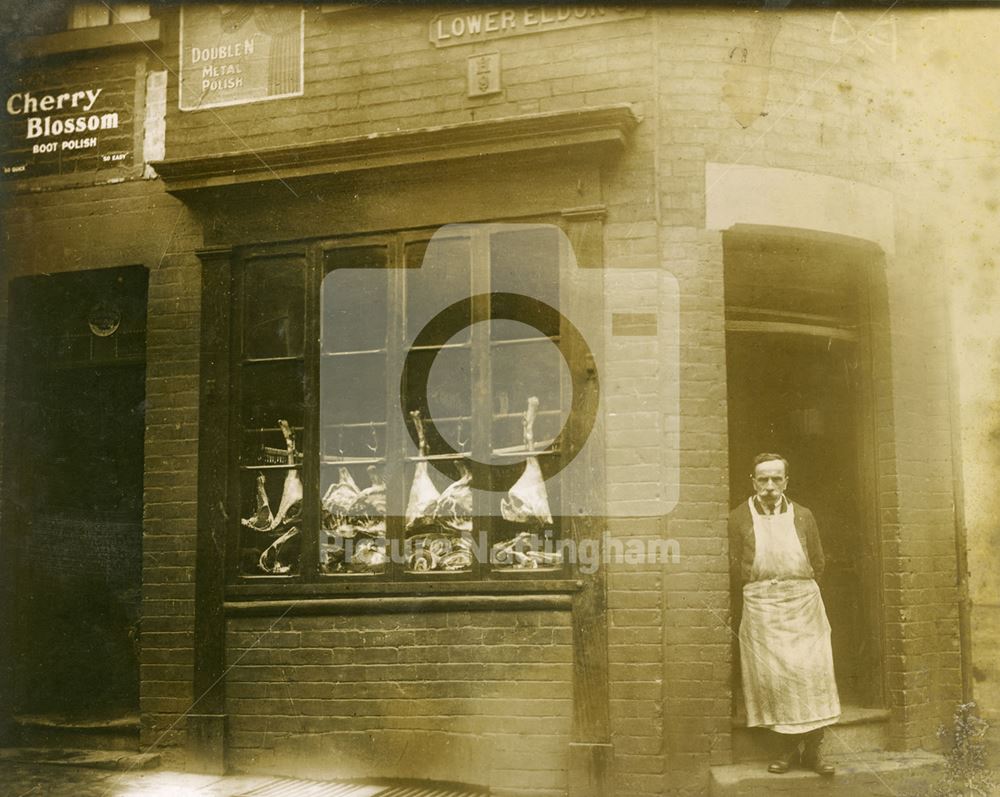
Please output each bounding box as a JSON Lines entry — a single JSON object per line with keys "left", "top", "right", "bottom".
{"left": 767, "top": 734, "right": 800, "bottom": 774}
{"left": 802, "top": 728, "right": 835, "bottom": 776}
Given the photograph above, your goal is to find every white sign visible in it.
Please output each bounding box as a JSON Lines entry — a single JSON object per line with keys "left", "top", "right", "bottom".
{"left": 430, "top": 6, "right": 645, "bottom": 48}
{"left": 179, "top": 5, "right": 304, "bottom": 111}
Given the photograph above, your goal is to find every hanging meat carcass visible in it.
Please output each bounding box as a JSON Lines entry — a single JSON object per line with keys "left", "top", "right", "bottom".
{"left": 433, "top": 461, "right": 473, "bottom": 534}
{"left": 270, "top": 467, "right": 303, "bottom": 529}
{"left": 241, "top": 420, "right": 303, "bottom": 534}
{"left": 492, "top": 397, "right": 562, "bottom": 569}
{"left": 403, "top": 410, "right": 473, "bottom": 572}
{"left": 405, "top": 410, "right": 440, "bottom": 531}
{"left": 258, "top": 525, "right": 300, "bottom": 574}
{"left": 242, "top": 472, "right": 274, "bottom": 532}
{"left": 500, "top": 457, "right": 553, "bottom": 526}
{"left": 322, "top": 464, "right": 387, "bottom": 573}
{"left": 500, "top": 397, "right": 552, "bottom": 527}
{"left": 322, "top": 466, "right": 362, "bottom": 535}
{"left": 349, "top": 464, "right": 387, "bottom": 536}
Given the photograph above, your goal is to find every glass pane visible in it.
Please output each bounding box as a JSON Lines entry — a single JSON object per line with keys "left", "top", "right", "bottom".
{"left": 323, "top": 246, "right": 389, "bottom": 353}
{"left": 321, "top": 352, "right": 386, "bottom": 426}
{"left": 491, "top": 465, "right": 563, "bottom": 573}
{"left": 239, "top": 467, "right": 302, "bottom": 576}
{"left": 404, "top": 236, "right": 472, "bottom": 344}
{"left": 240, "top": 361, "right": 304, "bottom": 431}
{"left": 321, "top": 423, "right": 386, "bottom": 462}
{"left": 400, "top": 345, "right": 472, "bottom": 457}
{"left": 243, "top": 257, "right": 305, "bottom": 359}
{"left": 489, "top": 227, "right": 560, "bottom": 340}
{"left": 320, "top": 462, "right": 388, "bottom": 575}
{"left": 488, "top": 332, "right": 568, "bottom": 455}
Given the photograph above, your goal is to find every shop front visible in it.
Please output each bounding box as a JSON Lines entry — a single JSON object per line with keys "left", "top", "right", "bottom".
{"left": 1, "top": 6, "right": 973, "bottom": 797}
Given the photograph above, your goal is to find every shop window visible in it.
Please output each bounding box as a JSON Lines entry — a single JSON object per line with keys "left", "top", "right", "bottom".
{"left": 232, "top": 224, "right": 571, "bottom": 585}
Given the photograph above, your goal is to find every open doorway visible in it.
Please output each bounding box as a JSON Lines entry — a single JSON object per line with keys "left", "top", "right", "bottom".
{"left": 724, "top": 230, "right": 884, "bottom": 708}
{"left": 3, "top": 266, "right": 147, "bottom": 724}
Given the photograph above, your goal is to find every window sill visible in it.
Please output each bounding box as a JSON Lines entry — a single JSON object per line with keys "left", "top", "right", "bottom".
{"left": 13, "top": 18, "right": 160, "bottom": 60}
{"left": 224, "top": 579, "right": 583, "bottom": 616}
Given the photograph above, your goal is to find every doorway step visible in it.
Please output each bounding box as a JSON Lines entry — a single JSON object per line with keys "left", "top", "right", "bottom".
{"left": 13, "top": 712, "right": 139, "bottom": 751}
{"left": 4, "top": 713, "right": 158, "bottom": 770}
{"left": 710, "top": 750, "right": 944, "bottom": 796}
{"left": 732, "top": 705, "right": 890, "bottom": 762}
{"left": 717, "top": 705, "right": 945, "bottom": 796}
{"left": 0, "top": 745, "right": 160, "bottom": 771}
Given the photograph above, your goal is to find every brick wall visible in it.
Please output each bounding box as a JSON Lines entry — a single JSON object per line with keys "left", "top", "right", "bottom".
{"left": 139, "top": 242, "right": 202, "bottom": 764}
{"left": 164, "top": 8, "right": 654, "bottom": 160}
{"left": 225, "top": 610, "right": 573, "bottom": 797}
{"left": 0, "top": 177, "right": 203, "bottom": 763}
{"left": 880, "top": 218, "right": 962, "bottom": 749}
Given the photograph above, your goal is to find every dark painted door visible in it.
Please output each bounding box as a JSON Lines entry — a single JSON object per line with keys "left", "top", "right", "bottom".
{"left": 4, "top": 266, "right": 147, "bottom": 719}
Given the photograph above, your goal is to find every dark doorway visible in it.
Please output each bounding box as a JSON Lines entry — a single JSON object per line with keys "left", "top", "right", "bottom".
{"left": 3, "top": 266, "right": 147, "bottom": 721}
{"left": 724, "top": 230, "right": 883, "bottom": 708}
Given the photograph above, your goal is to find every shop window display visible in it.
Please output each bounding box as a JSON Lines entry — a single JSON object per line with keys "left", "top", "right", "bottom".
{"left": 234, "top": 225, "right": 569, "bottom": 584}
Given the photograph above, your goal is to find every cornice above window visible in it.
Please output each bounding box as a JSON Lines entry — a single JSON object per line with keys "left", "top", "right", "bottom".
{"left": 12, "top": 17, "right": 160, "bottom": 60}
{"left": 153, "top": 104, "right": 641, "bottom": 193}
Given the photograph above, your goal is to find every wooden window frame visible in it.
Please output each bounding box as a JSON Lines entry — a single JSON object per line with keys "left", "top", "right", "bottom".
{"left": 218, "top": 219, "right": 588, "bottom": 598}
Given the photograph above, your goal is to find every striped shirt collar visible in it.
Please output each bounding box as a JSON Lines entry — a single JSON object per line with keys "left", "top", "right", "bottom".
{"left": 752, "top": 494, "right": 789, "bottom": 515}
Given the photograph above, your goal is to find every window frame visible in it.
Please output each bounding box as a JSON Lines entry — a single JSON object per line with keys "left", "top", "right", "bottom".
{"left": 223, "top": 219, "right": 587, "bottom": 596}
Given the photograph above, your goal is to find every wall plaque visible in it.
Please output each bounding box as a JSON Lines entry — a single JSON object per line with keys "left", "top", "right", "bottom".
{"left": 179, "top": 5, "right": 304, "bottom": 111}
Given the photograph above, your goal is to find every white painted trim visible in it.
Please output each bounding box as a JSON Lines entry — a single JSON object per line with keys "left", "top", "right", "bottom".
{"left": 705, "top": 162, "right": 895, "bottom": 255}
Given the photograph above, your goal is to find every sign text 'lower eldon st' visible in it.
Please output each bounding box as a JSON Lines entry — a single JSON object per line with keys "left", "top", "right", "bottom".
{"left": 429, "top": 6, "right": 645, "bottom": 48}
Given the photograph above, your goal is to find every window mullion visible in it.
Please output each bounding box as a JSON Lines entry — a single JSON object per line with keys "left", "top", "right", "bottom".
{"left": 227, "top": 255, "right": 246, "bottom": 585}
{"left": 470, "top": 229, "right": 492, "bottom": 581}
{"left": 386, "top": 236, "right": 406, "bottom": 583}
{"left": 300, "top": 245, "right": 321, "bottom": 581}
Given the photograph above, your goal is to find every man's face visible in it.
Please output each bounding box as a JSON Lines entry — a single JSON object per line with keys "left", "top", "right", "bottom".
{"left": 752, "top": 459, "right": 787, "bottom": 507}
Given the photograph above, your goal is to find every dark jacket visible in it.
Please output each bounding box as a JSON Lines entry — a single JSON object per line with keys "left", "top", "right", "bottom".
{"left": 728, "top": 498, "right": 826, "bottom": 585}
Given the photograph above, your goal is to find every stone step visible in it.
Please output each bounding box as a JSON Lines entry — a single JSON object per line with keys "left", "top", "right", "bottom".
{"left": 13, "top": 713, "right": 140, "bottom": 752}
{"left": 732, "top": 706, "right": 889, "bottom": 762}
{"left": 0, "top": 745, "right": 159, "bottom": 771}
{"left": 711, "top": 750, "right": 945, "bottom": 797}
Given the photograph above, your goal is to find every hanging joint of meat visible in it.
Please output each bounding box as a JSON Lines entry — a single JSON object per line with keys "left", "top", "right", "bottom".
{"left": 404, "top": 410, "right": 473, "bottom": 571}
{"left": 495, "top": 397, "right": 561, "bottom": 569}
{"left": 242, "top": 420, "right": 303, "bottom": 534}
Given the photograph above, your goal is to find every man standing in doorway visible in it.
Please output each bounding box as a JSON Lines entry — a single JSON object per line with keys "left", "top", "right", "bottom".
{"left": 729, "top": 453, "right": 840, "bottom": 776}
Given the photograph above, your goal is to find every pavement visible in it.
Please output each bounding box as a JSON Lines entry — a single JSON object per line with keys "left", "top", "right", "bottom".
{"left": 0, "top": 757, "right": 487, "bottom": 797}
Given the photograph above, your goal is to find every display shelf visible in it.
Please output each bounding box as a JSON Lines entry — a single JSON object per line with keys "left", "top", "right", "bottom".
{"left": 242, "top": 355, "right": 305, "bottom": 365}
{"left": 320, "top": 456, "right": 386, "bottom": 466}
{"left": 404, "top": 452, "right": 471, "bottom": 462}
{"left": 320, "top": 347, "right": 387, "bottom": 357}
{"left": 492, "top": 409, "right": 562, "bottom": 421}
{"left": 406, "top": 341, "right": 472, "bottom": 353}
{"left": 489, "top": 335, "right": 560, "bottom": 347}
{"left": 491, "top": 445, "right": 559, "bottom": 458}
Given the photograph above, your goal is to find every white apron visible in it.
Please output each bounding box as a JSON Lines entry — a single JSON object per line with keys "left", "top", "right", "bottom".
{"left": 739, "top": 498, "right": 841, "bottom": 734}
